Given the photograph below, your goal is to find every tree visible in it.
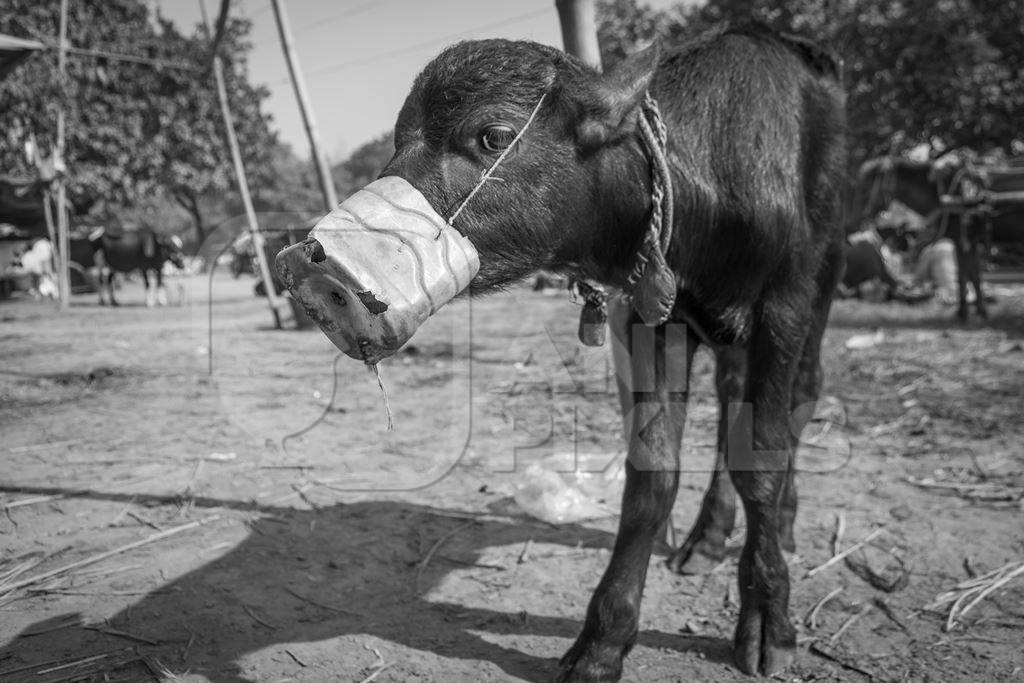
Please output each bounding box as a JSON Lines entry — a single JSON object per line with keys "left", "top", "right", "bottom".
{"left": 0, "top": 0, "right": 288, "bottom": 244}
{"left": 331, "top": 131, "right": 395, "bottom": 199}
{"left": 596, "top": 0, "right": 1024, "bottom": 163}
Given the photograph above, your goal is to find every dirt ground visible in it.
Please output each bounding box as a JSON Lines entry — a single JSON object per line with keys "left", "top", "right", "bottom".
{"left": 1, "top": 272, "right": 1023, "bottom": 683}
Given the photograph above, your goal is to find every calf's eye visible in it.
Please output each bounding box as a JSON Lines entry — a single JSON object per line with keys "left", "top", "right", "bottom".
{"left": 479, "top": 125, "right": 517, "bottom": 153}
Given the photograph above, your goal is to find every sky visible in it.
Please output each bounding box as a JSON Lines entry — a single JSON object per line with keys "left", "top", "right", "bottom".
{"left": 156, "top": 0, "right": 690, "bottom": 164}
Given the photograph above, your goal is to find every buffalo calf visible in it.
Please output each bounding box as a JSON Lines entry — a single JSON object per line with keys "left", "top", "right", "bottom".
{"left": 331, "top": 22, "right": 845, "bottom": 680}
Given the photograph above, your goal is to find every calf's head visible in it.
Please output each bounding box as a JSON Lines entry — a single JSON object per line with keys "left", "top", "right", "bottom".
{"left": 383, "top": 39, "right": 660, "bottom": 292}
{"left": 275, "top": 40, "right": 662, "bottom": 363}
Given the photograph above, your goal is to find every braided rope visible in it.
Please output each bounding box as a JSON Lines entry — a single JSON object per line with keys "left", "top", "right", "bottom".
{"left": 627, "top": 92, "right": 674, "bottom": 286}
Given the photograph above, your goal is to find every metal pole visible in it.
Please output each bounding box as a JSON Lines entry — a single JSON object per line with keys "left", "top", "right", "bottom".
{"left": 555, "top": 0, "right": 602, "bottom": 70}
{"left": 270, "top": 0, "right": 338, "bottom": 211}
{"left": 200, "top": 0, "right": 283, "bottom": 328}
{"left": 55, "top": 0, "right": 71, "bottom": 308}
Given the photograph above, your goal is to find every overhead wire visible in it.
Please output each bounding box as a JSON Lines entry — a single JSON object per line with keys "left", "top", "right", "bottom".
{"left": 293, "top": 0, "right": 387, "bottom": 34}
{"left": 304, "top": 5, "right": 553, "bottom": 78}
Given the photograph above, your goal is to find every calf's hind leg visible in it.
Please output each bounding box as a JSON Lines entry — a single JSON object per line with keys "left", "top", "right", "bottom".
{"left": 780, "top": 244, "right": 841, "bottom": 553}
{"left": 728, "top": 291, "right": 810, "bottom": 676}
{"left": 557, "top": 311, "right": 697, "bottom": 682}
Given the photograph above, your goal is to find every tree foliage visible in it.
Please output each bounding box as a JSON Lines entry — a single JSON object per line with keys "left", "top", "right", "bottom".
{"left": 331, "top": 131, "right": 395, "bottom": 199}
{"left": 0, "top": 0, "right": 322, "bottom": 244}
{"left": 597, "top": 0, "right": 1024, "bottom": 163}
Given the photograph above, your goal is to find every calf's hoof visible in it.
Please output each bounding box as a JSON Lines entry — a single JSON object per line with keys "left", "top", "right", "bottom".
{"left": 667, "top": 538, "right": 725, "bottom": 575}
{"left": 733, "top": 608, "right": 796, "bottom": 676}
{"left": 555, "top": 639, "right": 625, "bottom": 683}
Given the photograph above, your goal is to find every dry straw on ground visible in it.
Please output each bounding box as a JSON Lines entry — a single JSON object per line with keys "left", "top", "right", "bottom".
{"left": 926, "top": 559, "right": 1024, "bottom": 631}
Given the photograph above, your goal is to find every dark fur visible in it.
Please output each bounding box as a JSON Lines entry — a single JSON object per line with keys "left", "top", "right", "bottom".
{"left": 385, "top": 23, "right": 846, "bottom": 679}
{"left": 91, "top": 229, "right": 184, "bottom": 306}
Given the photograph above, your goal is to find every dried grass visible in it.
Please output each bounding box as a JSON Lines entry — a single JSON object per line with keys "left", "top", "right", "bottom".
{"left": 926, "top": 559, "right": 1024, "bottom": 631}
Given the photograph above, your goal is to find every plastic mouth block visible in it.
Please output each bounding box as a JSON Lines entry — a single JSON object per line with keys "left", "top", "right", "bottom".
{"left": 275, "top": 176, "right": 479, "bottom": 364}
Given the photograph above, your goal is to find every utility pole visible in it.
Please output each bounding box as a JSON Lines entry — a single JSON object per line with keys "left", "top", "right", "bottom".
{"left": 270, "top": 0, "right": 338, "bottom": 212}
{"left": 200, "top": 0, "right": 283, "bottom": 328}
{"left": 55, "top": 0, "right": 71, "bottom": 308}
{"left": 555, "top": 0, "right": 602, "bottom": 70}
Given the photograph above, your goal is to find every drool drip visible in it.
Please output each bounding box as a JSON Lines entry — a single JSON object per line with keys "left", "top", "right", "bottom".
{"left": 370, "top": 363, "right": 395, "bottom": 431}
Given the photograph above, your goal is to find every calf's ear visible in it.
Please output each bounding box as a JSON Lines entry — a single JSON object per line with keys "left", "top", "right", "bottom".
{"left": 575, "top": 42, "right": 661, "bottom": 150}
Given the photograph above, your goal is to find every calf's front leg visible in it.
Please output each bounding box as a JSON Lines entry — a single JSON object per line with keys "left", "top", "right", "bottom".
{"left": 558, "top": 311, "right": 696, "bottom": 682}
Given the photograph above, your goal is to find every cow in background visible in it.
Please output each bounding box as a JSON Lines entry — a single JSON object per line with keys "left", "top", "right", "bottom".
{"left": 90, "top": 228, "right": 185, "bottom": 306}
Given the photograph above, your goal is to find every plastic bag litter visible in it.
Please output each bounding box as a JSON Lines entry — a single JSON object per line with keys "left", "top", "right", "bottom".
{"left": 514, "top": 453, "right": 624, "bottom": 525}
{"left": 844, "top": 329, "right": 885, "bottom": 350}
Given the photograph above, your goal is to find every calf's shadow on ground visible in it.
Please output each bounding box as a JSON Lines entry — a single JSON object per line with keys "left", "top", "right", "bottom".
{"left": 0, "top": 496, "right": 732, "bottom": 682}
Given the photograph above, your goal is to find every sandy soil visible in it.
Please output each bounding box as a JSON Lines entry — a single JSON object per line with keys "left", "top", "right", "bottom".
{"left": 1, "top": 273, "right": 1022, "bottom": 682}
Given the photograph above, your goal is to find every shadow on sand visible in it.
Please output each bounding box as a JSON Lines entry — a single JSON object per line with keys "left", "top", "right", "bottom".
{"left": 0, "top": 489, "right": 732, "bottom": 682}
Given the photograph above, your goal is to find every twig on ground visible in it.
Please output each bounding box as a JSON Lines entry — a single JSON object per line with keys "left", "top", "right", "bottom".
{"left": 84, "top": 624, "right": 159, "bottom": 645}
{"left": 964, "top": 556, "right": 979, "bottom": 578}
{"left": 358, "top": 662, "right": 392, "bottom": 683}
{"left": 7, "top": 439, "right": 82, "bottom": 453}
{"left": 291, "top": 483, "right": 322, "bottom": 511}
{"left": 929, "top": 557, "right": 1024, "bottom": 634}
{"left": 284, "top": 649, "right": 307, "bottom": 667}
{"left": 362, "top": 643, "right": 384, "bottom": 668}
{"left": 2, "top": 494, "right": 67, "bottom": 510}
{"left": 967, "top": 450, "right": 990, "bottom": 479}
{"left": 34, "top": 649, "right": 134, "bottom": 675}
{"left": 518, "top": 539, "right": 533, "bottom": 564}
{"left": 18, "top": 614, "right": 83, "bottom": 637}
{"left": 181, "top": 631, "right": 196, "bottom": 661}
{"left": 126, "top": 510, "right": 162, "bottom": 531}
{"left": 905, "top": 476, "right": 1022, "bottom": 503}
{"left": 872, "top": 597, "right": 908, "bottom": 631}
{"left": 927, "top": 559, "right": 1024, "bottom": 631}
{"left": 807, "top": 528, "right": 884, "bottom": 578}
{"left": 0, "top": 555, "right": 45, "bottom": 591}
{"left": 242, "top": 604, "right": 278, "bottom": 630}
{"left": 185, "top": 459, "right": 204, "bottom": 491}
{"left": 809, "top": 641, "right": 880, "bottom": 680}
{"left": 142, "top": 656, "right": 182, "bottom": 682}
{"left": 832, "top": 512, "right": 846, "bottom": 557}
{"left": 830, "top": 602, "right": 873, "bottom": 644}
{"left": 415, "top": 521, "right": 474, "bottom": 591}
{"left": 284, "top": 586, "right": 364, "bottom": 617}
{"left": 804, "top": 586, "right": 844, "bottom": 629}
{"left": 436, "top": 554, "right": 505, "bottom": 571}
{"left": 0, "top": 516, "right": 218, "bottom": 595}
{"left": 108, "top": 496, "right": 137, "bottom": 527}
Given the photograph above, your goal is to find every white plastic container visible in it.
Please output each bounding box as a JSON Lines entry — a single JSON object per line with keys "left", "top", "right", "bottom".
{"left": 275, "top": 176, "right": 479, "bottom": 363}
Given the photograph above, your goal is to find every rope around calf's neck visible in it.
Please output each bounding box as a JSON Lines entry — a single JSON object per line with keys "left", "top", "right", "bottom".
{"left": 627, "top": 92, "right": 674, "bottom": 287}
